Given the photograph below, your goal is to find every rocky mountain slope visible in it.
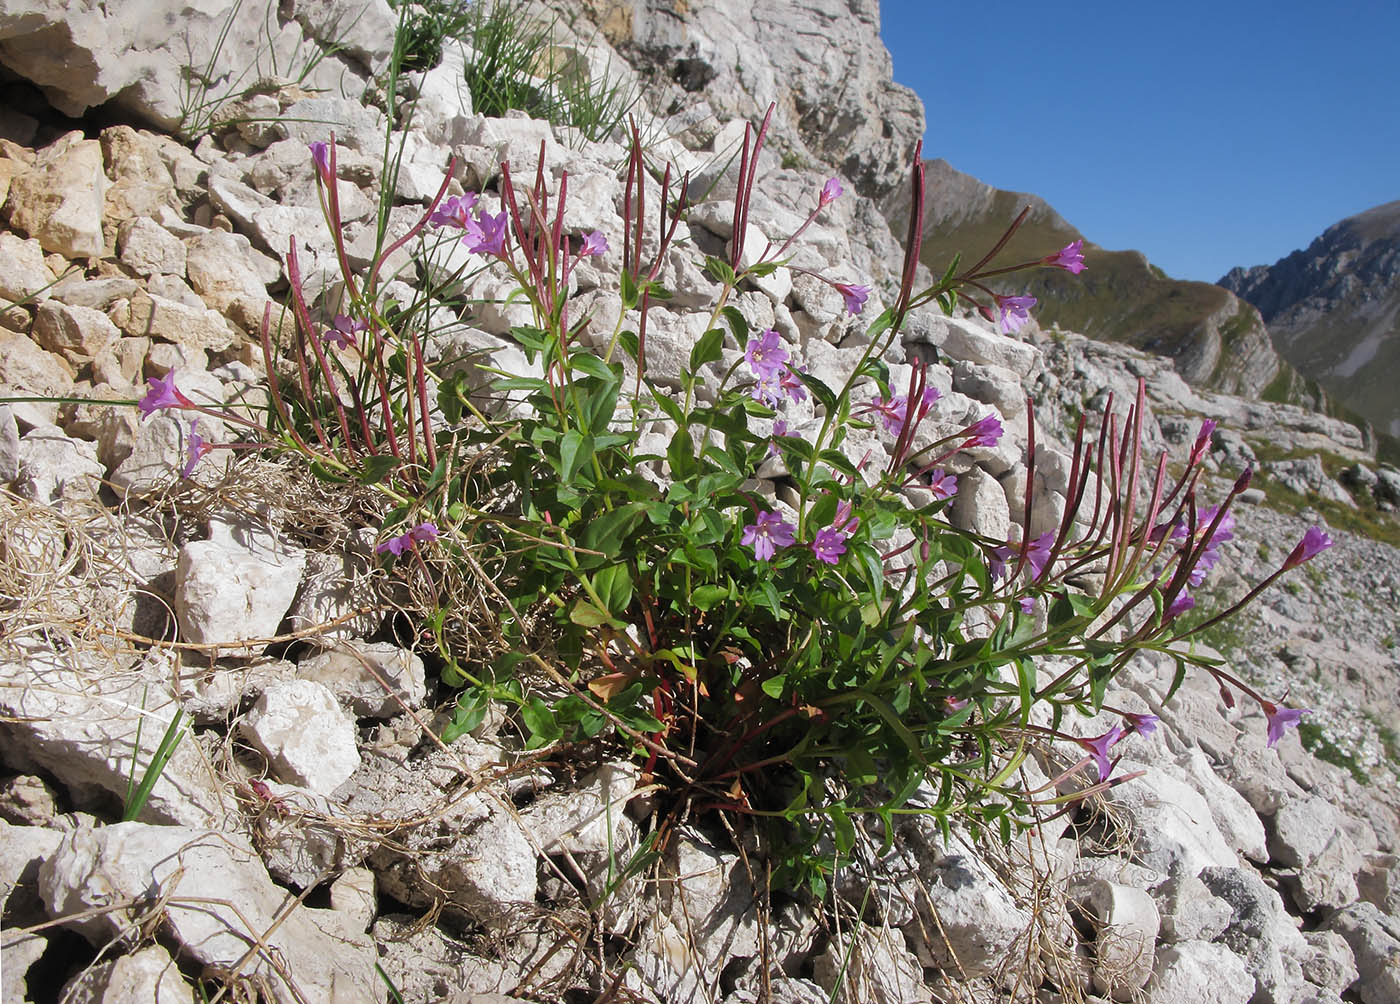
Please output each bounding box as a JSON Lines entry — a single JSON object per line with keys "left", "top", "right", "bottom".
{"left": 0, "top": 2, "right": 1399, "bottom": 1003}
{"left": 915, "top": 158, "right": 1316, "bottom": 404}
{"left": 1220, "top": 200, "right": 1400, "bottom": 438}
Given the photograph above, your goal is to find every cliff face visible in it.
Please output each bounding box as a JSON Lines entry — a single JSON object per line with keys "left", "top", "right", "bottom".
{"left": 1220, "top": 201, "right": 1400, "bottom": 437}
{"left": 915, "top": 159, "right": 1303, "bottom": 402}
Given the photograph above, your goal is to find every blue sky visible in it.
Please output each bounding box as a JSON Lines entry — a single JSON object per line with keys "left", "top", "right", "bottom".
{"left": 879, "top": 1, "right": 1400, "bottom": 282}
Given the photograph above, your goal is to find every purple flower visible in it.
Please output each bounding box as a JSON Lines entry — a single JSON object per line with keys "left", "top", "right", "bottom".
{"left": 579, "top": 230, "right": 608, "bottom": 257}
{"left": 962, "top": 413, "right": 1004, "bottom": 449}
{"left": 1283, "top": 527, "right": 1332, "bottom": 569}
{"left": 181, "top": 420, "right": 213, "bottom": 478}
{"left": 376, "top": 521, "right": 440, "bottom": 557}
{"left": 1076, "top": 725, "right": 1124, "bottom": 782}
{"left": 742, "top": 510, "right": 796, "bottom": 561}
{"left": 778, "top": 365, "right": 808, "bottom": 403}
{"left": 1261, "top": 700, "right": 1311, "bottom": 748}
{"left": 750, "top": 371, "right": 784, "bottom": 407}
{"left": 811, "top": 526, "right": 848, "bottom": 565}
{"left": 429, "top": 193, "right": 478, "bottom": 229}
{"left": 944, "top": 696, "right": 969, "bottom": 712}
{"left": 1189, "top": 419, "right": 1218, "bottom": 463}
{"left": 995, "top": 294, "right": 1037, "bottom": 334}
{"left": 990, "top": 531, "right": 1054, "bottom": 581}
{"left": 819, "top": 177, "right": 844, "bottom": 207}
{"left": 325, "top": 313, "right": 366, "bottom": 350}
{"left": 927, "top": 469, "right": 958, "bottom": 501}
{"left": 745, "top": 329, "right": 789, "bottom": 379}
{"left": 1018, "top": 596, "right": 1035, "bottom": 614}
{"left": 1042, "top": 239, "right": 1086, "bottom": 274}
{"left": 463, "top": 211, "right": 508, "bottom": 256}
{"left": 988, "top": 542, "right": 1015, "bottom": 581}
{"left": 138, "top": 372, "right": 193, "bottom": 418}
{"left": 1123, "top": 711, "right": 1160, "bottom": 737}
{"left": 864, "top": 394, "right": 906, "bottom": 436}
{"left": 1165, "top": 590, "right": 1195, "bottom": 619}
{"left": 309, "top": 141, "right": 332, "bottom": 180}
{"left": 834, "top": 282, "right": 871, "bottom": 316}
{"left": 767, "top": 418, "right": 790, "bottom": 458}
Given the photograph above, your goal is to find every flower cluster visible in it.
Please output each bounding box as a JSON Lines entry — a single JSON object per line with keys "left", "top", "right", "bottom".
{"left": 376, "top": 522, "right": 439, "bottom": 557}
{"left": 741, "top": 499, "right": 858, "bottom": 566}
{"left": 745, "top": 329, "right": 808, "bottom": 407}
{"left": 428, "top": 189, "right": 508, "bottom": 256}
{"left": 863, "top": 387, "right": 941, "bottom": 436}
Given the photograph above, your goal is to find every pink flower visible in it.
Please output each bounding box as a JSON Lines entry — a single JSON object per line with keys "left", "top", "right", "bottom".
{"left": 767, "top": 418, "right": 790, "bottom": 458}
{"left": 819, "top": 177, "right": 844, "bottom": 207}
{"left": 745, "top": 329, "right": 789, "bottom": 379}
{"left": 377, "top": 521, "right": 440, "bottom": 557}
{"left": 926, "top": 469, "right": 957, "bottom": 501}
{"left": 778, "top": 365, "right": 807, "bottom": 403}
{"left": 1165, "top": 591, "right": 1195, "bottom": 619}
{"left": 1043, "top": 239, "right": 1086, "bottom": 274}
{"left": 463, "top": 211, "right": 508, "bottom": 256}
{"left": 742, "top": 511, "right": 796, "bottom": 561}
{"left": 308, "top": 141, "right": 332, "bottom": 181}
{"left": 1123, "top": 712, "right": 1160, "bottom": 737}
{"left": 989, "top": 530, "right": 1054, "bottom": 581}
{"left": 429, "top": 193, "right": 478, "bottom": 229}
{"left": 962, "top": 413, "right": 1004, "bottom": 449}
{"left": 995, "top": 294, "right": 1037, "bottom": 333}
{"left": 1261, "top": 700, "right": 1311, "bottom": 747}
{"left": 1018, "top": 597, "right": 1035, "bottom": 614}
{"left": 138, "top": 372, "right": 194, "bottom": 418}
{"left": 1076, "top": 725, "right": 1124, "bottom": 782}
{"left": 181, "top": 420, "right": 213, "bottom": 478}
{"left": 325, "top": 313, "right": 366, "bottom": 349}
{"left": 1189, "top": 419, "right": 1218, "bottom": 464}
{"left": 1283, "top": 527, "right": 1332, "bottom": 569}
{"left": 811, "top": 526, "right": 848, "bottom": 564}
{"left": 834, "top": 282, "right": 871, "bottom": 315}
{"left": 579, "top": 230, "right": 609, "bottom": 257}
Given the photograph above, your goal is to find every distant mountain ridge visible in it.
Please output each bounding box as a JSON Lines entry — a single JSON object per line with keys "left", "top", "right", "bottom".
{"left": 1219, "top": 201, "right": 1400, "bottom": 437}
{"left": 915, "top": 159, "right": 1316, "bottom": 405}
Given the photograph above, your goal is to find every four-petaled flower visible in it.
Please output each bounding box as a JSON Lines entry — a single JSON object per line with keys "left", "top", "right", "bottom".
{"left": 429, "top": 193, "right": 478, "bottom": 229}
{"left": 819, "top": 177, "right": 844, "bottom": 207}
{"left": 742, "top": 510, "right": 796, "bottom": 561}
{"left": 833, "top": 281, "right": 871, "bottom": 316}
{"left": 1018, "top": 596, "right": 1035, "bottom": 614}
{"left": 745, "top": 329, "right": 789, "bottom": 379}
{"left": 308, "top": 141, "right": 332, "bottom": 181}
{"left": 1283, "top": 527, "right": 1332, "bottom": 569}
{"left": 1076, "top": 725, "right": 1124, "bottom": 782}
{"left": 1165, "top": 590, "right": 1195, "bottom": 619}
{"left": 990, "top": 530, "right": 1055, "bottom": 581}
{"left": 376, "top": 521, "right": 440, "bottom": 557}
{"left": 962, "top": 413, "right": 1004, "bottom": 449}
{"left": 463, "top": 211, "right": 508, "bottom": 256}
{"left": 579, "top": 230, "right": 609, "bottom": 257}
{"left": 995, "top": 294, "right": 1037, "bottom": 334}
{"left": 1043, "top": 239, "right": 1086, "bottom": 274}
{"left": 1123, "top": 711, "right": 1160, "bottom": 737}
{"left": 181, "top": 420, "right": 213, "bottom": 478}
{"left": 767, "top": 418, "right": 790, "bottom": 458}
{"left": 138, "top": 372, "right": 194, "bottom": 418}
{"left": 778, "top": 366, "right": 807, "bottom": 402}
{"left": 927, "top": 468, "right": 958, "bottom": 501}
{"left": 811, "top": 526, "right": 848, "bottom": 565}
{"left": 325, "top": 313, "right": 366, "bottom": 349}
{"left": 1261, "top": 700, "right": 1311, "bottom": 748}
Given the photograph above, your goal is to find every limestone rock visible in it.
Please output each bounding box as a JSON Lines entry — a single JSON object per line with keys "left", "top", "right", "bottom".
{"left": 60, "top": 943, "right": 195, "bottom": 1004}
{"left": 1072, "top": 878, "right": 1159, "bottom": 1000}
{"left": 297, "top": 640, "right": 426, "bottom": 718}
{"left": 174, "top": 531, "right": 307, "bottom": 651}
{"left": 0, "top": 326, "right": 76, "bottom": 427}
{"left": 14, "top": 423, "right": 104, "bottom": 506}
{"left": 33, "top": 298, "right": 120, "bottom": 363}
{"left": 117, "top": 215, "right": 187, "bottom": 276}
{"left": 0, "top": 641, "right": 226, "bottom": 827}
{"left": 114, "top": 289, "right": 239, "bottom": 352}
{"left": 1149, "top": 941, "right": 1255, "bottom": 1004}
{"left": 241, "top": 680, "right": 361, "bottom": 795}
{"left": 40, "top": 820, "right": 379, "bottom": 1002}
{"left": 0, "top": 231, "right": 55, "bottom": 302}
{"left": 812, "top": 923, "right": 930, "bottom": 1004}
{"left": 5, "top": 131, "right": 107, "bottom": 257}
{"left": 1321, "top": 902, "right": 1400, "bottom": 1004}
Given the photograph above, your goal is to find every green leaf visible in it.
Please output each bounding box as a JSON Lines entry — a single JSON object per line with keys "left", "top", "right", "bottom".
{"left": 620, "top": 270, "right": 640, "bottom": 311}
{"left": 689, "top": 327, "right": 725, "bottom": 371}
{"left": 569, "top": 599, "right": 613, "bottom": 627}
{"left": 558, "top": 429, "right": 592, "bottom": 483}
{"left": 520, "top": 698, "right": 562, "bottom": 746}
{"left": 761, "top": 675, "right": 786, "bottom": 699}
{"left": 796, "top": 371, "right": 838, "bottom": 414}
{"left": 618, "top": 330, "right": 639, "bottom": 361}
{"left": 746, "top": 260, "right": 780, "bottom": 279}
{"left": 580, "top": 502, "right": 651, "bottom": 556}
{"left": 649, "top": 389, "right": 686, "bottom": 428}
{"left": 594, "top": 564, "right": 634, "bottom": 614}
{"left": 570, "top": 352, "right": 619, "bottom": 383}
{"left": 691, "top": 584, "right": 731, "bottom": 611}
{"left": 703, "top": 256, "right": 737, "bottom": 286}
{"left": 356, "top": 454, "right": 400, "bottom": 485}
{"left": 720, "top": 305, "right": 749, "bottom": 344}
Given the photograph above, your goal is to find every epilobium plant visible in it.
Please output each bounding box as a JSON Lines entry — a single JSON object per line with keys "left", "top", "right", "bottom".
{"left": 132, "top": 106, "right": 1328, "bottom": 891}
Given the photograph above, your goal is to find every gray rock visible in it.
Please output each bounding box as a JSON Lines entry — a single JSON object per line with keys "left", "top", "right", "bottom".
{"left": 0, "top": 326, "right": 76, "bottom": 427}
{"left": 1267, "top": 795, "right": 1361, "bottom": 911}
{"left": 1106, "top": 757, "right": 1240, "bottom": 877}
{"left": 1199, "top": 866, "right": 1309, "bottom": 1004}
{"left": 1300, "top": 929, "right": 1358, "bottom": 995}
{"left": 0, "top": 231, "right": 55, "bottom": 302}
{"left": 1356, "top": 852, "right": 1400, "bottom": 915}
{"left": 59, "top": 943, "right": 194, "bottom": 1004}
{"left": 0, "top": 641, "right": 226, "bottom": 827}
{"left": 329, "top": 866, "right": 376, "bottom": 933}
{"left": 1321, "top": 902, "right": 1400, "bottom": 1004}
{"left": 33, "top": 299, "right": 120, "bottom": 363}
{"left": 812, "top": 923, "right": 930, "bottom": 1003}
{"left": 0, "top": 774, "right": 60, "bottom": 826}
{"left": 117, "top": 215, "right": 187, "bottom": 276}
{"left": 950, "top": 464, "right": 1010, "bottom": 540}
{"left": 14, "top": 424, "right": 104, "bottom": 506}
{"left": 1149, "top": 941, "right": 1255, "bottom": 1004}
{"left": 40, "top": 820, "right": 379, "bottom": 1002}
{"left": 241, "top": 680, "right": 361, "bottom": 794}
{"left": 1154, "top": 872, "right": 1233, "bottom": 943}
{"left": 284, "top": 543, "right": 384, "bottom": 646}
{"left": 297, "top": 640, "right": 426, "bottom": 718}
{"left": 1072, "top": 879, "right": 1158, "bottom": 1000}
{"left": 174, "top": 530, "right": 306, "bottom": 651}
